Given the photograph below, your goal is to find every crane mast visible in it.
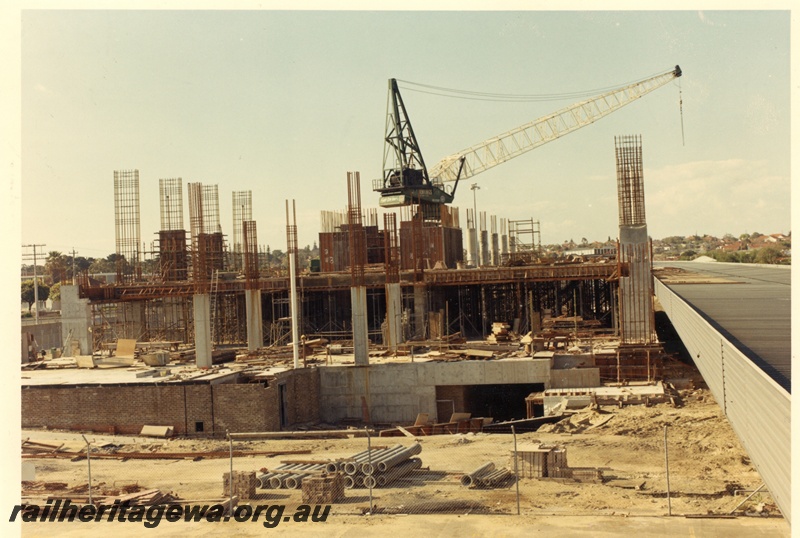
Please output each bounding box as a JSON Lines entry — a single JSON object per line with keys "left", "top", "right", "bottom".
{"left": 374, "top": 65, "right": 682, "bottom": 208}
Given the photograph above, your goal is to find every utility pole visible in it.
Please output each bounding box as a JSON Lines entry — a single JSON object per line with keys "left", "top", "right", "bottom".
{"left": 71, "top": 247, "right": 77, "bottom": 284}
{"left": 22, "top": 243, "right": 46, "bottom": 324}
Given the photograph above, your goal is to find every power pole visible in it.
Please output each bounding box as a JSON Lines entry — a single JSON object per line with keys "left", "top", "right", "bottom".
{"left": 22, "top": 243, "right": 46, "bottom": 324}
{"left": 71, "top": 247, "right": 77, "bottom": 284}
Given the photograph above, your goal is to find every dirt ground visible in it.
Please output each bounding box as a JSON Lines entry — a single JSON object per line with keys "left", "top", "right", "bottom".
{"left": 15, "top": 357, "right": 788, "bottom": 536}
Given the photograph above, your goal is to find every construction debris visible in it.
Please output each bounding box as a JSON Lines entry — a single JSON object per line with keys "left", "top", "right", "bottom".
{"left": 21, "top": 439, "right": 65, "bottom": 454}
{"left": 380, "top": 416, "right": 488, "bottom": 437}
{"left": 23, "top": 449, "right": 312, "bottom": 461}
{"left": 139, "top": 425, "right": 174, "bottom": 438}
{"left": 103, "top": 488, "right": 180, "bottom": 506}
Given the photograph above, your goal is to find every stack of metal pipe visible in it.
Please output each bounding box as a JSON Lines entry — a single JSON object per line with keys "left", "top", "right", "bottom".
{"left": 257, "top": 463, "right": 328, "bottom": 490}
{"left": 460, "top": 462, "right": 513, "bottom": 488}
{"left": 336, "top": 442, "right": 424, "bottom": 489}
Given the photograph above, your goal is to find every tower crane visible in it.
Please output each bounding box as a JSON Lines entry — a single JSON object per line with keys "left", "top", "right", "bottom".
{"left": 373, "top": 65, "right": 682, "bottom": 208}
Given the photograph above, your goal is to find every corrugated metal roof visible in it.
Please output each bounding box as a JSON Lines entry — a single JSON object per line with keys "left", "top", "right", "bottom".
{"left": 655, "top": 262, "right": 791, "bottom": 392}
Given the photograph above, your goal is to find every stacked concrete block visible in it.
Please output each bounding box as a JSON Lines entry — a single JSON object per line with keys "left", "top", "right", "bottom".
{"left": 223, "top": 471, "right": 258, "bottom": 500}
{"left": 302, "top": 472, "right": 345, "bottom": 504}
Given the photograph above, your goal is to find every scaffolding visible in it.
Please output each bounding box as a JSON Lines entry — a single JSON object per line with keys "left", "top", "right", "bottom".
{"left": 114, "top": 169, "right": 141, "bottom": 283}
{"left": 508, "top": 218, "right": 542, "bottom": 264}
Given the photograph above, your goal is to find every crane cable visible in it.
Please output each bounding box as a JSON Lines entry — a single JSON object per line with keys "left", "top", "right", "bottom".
{"left": 678, "top": 78, "right": 685, "bottom": 146}
{"left": 395, "top": 68, "right": 673, "bottom": 103}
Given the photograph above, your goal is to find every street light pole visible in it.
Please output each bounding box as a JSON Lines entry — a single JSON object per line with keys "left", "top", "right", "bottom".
{"left": 470, "top": 183, "right": 480, "bottom": 226}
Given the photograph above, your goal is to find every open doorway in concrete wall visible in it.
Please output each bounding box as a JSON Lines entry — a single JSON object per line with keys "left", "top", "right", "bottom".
{"left": 435, "top": 383, "right": 544, "bottom": 423}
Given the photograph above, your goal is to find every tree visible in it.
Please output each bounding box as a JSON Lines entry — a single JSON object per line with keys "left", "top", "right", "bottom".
{"left": 44, "top": 251, "right": 68, "bottom": 285}
{"left": 21, "top": 280, "right": 50, "bottom": 312}
{"left": 89, "top": 258, "right": 113, "bottom": 274}
{"left": 756, "top": 246, "right": 781, "bottom": 264}
{"left": 50, "top": 282, "right": 61, "bottom": 301}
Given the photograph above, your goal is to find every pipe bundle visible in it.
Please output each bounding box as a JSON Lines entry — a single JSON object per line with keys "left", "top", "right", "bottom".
{"left": 257, "top": 463, "right": 327, "bottom": 490}
{"left": 336, "top": 442, "right": 423, "bottom": 489}
{"left": 257, "top": 442, "right": 424, "bottom": 491}
{"left": 460, "top": 462, "right": 513, "bottom": 488}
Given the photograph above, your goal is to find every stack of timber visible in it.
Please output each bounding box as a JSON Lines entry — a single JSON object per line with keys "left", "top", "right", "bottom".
{"left": 103, "top": 489, "right": 180, "bottom": 506}
{"left": 222, "top": 471, "right": 258, "bottom": 500}
{"left": 486, "top": 322, "right": 512, "bottom": 344}
{"left": 302, "top": 473, "right": 345, "bottom": 504}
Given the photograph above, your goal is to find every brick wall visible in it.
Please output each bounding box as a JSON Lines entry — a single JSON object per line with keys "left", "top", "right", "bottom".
{"left": 21, "top": 368, "right": 320, "bottom": 435}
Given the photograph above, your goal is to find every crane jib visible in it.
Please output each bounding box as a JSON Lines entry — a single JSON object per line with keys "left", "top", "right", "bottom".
{"left": 378, "top": 65, "right": 682, "bottom": 207}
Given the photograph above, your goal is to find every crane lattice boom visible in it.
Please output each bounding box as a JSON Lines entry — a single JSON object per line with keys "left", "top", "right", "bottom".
{"left": 428, "top": 66, "right": 682, "bottom": 183}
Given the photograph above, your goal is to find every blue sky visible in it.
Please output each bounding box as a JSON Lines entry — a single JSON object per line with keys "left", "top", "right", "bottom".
{"left": 15, "top": 8, "right": 792, "bottom": 257}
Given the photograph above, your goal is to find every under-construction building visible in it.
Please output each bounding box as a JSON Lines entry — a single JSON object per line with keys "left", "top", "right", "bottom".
{"left": 46, "top": 65, "right": 685, "bottom": 434}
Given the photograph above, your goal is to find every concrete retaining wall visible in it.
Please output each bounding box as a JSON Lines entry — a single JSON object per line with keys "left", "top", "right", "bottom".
{"left": 319, "top": 359, "right": 551, "bottom": 424}
{"left": 21, "top": 318, "right": 62, "bottom": 361}
{"left": 549, "top": 368, "right": 601, "bottom": 389}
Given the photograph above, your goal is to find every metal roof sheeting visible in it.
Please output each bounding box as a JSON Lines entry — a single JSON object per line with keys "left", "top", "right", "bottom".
{"left": 655, "top": 279, "right": 791, "bottom": 525}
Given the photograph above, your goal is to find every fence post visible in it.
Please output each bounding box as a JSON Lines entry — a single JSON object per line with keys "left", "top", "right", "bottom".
{"left": 366, "top": 427, "right": 373, "bottom": 515}
{"left": 512, "top": 425, "right": 520, "bottom": 515}
{"left": 228, "top": 429, "right": 233, "bottom": 515}
{"left": 664, "top": 425, "right": 672, "bottom": 516}
{"left": 81, "top": 435, "right": 92, "bottom": 505}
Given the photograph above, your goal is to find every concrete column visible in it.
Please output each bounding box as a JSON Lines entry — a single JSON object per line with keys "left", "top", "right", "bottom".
{"left": 491, "top": 233, "right": 499, "bottom": 266}
{"left": 244, "top": 289, "right": 263, "bottom": 352}
{"left": 480, "top": 230, "right": 490, "bottom": 266}
{"left": 385, "top": 283, "right": 403, "bottom": 353}
{"left": 289, "top": 250, "right": 300, "bottom": 369}
{"left": 193, "top": 294, "right": 213, "bottom": 368}
{"left": 413, "top": 284, "right": 426, "bottom": 340}
{"left": 60, "top": 285, "right": 91, "bottom": 355}
{"left": 351, "top": 286, "right": 369, "bottom": 365}
{"left": 468, "top": 228, "right": 479, "bottom": 267}
{"left": 129, "top": 302, "right": 146, "bottom": 340}
{"left": 619, "top": 225, "right": 653, "bottom": 343}
{"left": 501, "top": 234, "right": 508, "bottom": 263}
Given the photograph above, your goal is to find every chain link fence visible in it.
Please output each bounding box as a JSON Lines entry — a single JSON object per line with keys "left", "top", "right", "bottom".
{"left": 20, "top": 402, "right": 780, "bottom": 529}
